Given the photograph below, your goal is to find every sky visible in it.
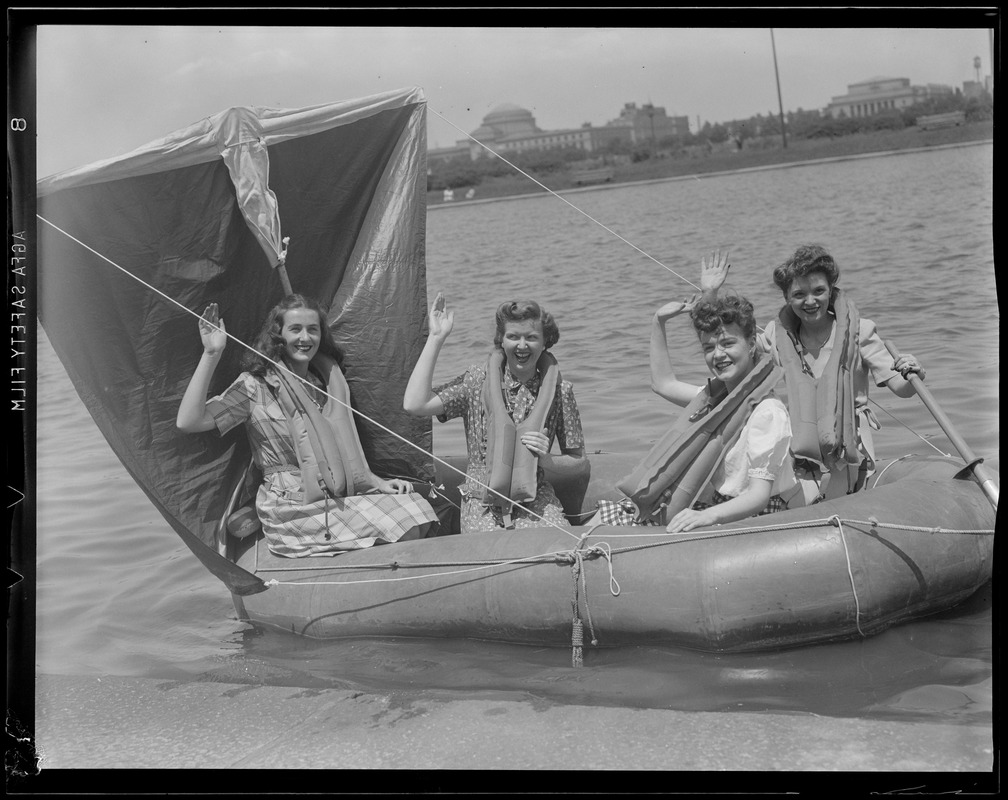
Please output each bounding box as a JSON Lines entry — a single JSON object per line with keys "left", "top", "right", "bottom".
{"left": 26, "top": 18, "right": 995, "bottom": 179}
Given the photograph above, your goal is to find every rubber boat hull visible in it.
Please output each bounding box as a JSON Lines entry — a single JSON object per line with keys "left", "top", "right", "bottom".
{"left": 230, "top": 454, "right": 995, "bottom": 653}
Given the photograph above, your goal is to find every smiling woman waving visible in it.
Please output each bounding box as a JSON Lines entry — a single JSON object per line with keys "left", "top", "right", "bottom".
{"left": 703, "top": 244, "right": 927, "bottom": 501}
{"left": 591, "top": 275, "right": 799, "bottom": 533}
{"left": 404, "top": 293, "right": 586, "bottom": 534}
{"left": 176, "top": 294, "right": 437, "bottom": 557}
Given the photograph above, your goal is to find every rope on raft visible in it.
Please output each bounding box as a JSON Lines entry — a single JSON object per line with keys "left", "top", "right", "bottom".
{"left": 258, "top": 513, "right": 992, "bottom": 663}
{"left": 832, "top": 515, "right": 865, "bottom": 638}
{"left": 258, "top": 513, "right": 994, "bottom": 581}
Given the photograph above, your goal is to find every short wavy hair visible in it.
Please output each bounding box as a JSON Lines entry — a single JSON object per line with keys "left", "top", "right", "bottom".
{"left": 772, "top": 244, "right": 840, "bottom": 295}
{"left": 492, "top": 300, "right": 560, "bottom": 350}
{"left": 242, "top": 294, "right": 345, "bottom": 377}
{"left": 690, "top": 294, "right": 757, "bottom": 341}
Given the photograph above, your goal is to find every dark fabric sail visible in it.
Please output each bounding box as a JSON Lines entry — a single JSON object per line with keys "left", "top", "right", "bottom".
{"left": 37, "top": 90, "right": 432, "bottom": 591}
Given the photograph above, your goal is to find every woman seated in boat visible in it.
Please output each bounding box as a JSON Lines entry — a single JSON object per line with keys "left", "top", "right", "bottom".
{"left": 701, "top": 245, "right": 926, "bottom": 500}
{"left": 592, "top": 292, "right": 800, "bottom": 533}
{"left": 176, "top": 295, "right": 438, "bottom": 557}
{"left": 403, "top": 293, "right": 587, "bottom": 533}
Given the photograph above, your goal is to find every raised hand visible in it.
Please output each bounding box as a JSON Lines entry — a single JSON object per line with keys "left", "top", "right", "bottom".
{"left": 198, "top": 303, "right": 227, "bottom": 356}
{"left": 655, "top": 293, "right": 700, "bottom": 324}
{"left": 428, "top": 291, "right": 454, "bottom": 341}
{"left": 699, "top": 249, "right": 731, "bottom": 297}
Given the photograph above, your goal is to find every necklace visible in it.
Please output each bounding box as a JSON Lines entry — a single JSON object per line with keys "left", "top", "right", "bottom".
{"left": 800, "top": 324, "right": 832, "bottom": 351}
{"left": 305, "top": 371, "right": 325, "bottom": 409}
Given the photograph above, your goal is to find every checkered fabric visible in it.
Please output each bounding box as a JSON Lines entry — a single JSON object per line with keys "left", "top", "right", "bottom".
{"left": 595, "top": 490, "right": 787, "bottom": 527}
{"left": 207, "top": 372, "right": 437, "bottom": 557}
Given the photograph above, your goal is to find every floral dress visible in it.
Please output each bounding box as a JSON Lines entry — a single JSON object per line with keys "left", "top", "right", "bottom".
{"left": 207, "top": 372, "right": 438, "bottom": 557}
{"left": 434, "top": 360, "right": 585, "bottom": 534}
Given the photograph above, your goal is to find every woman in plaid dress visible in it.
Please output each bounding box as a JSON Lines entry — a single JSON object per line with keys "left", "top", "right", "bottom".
{"left": 404, "top": 293, "right": 586, "bottom": 534}
{"left": 177, "top": 295, "right": 438, "bottom": 557}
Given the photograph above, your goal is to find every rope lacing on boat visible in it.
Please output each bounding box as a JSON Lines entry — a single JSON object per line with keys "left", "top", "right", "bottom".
{"left": 257, "top": 514, "right": 992, "bottom": 664}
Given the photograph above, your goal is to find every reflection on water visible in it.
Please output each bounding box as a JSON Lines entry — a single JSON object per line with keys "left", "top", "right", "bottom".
{"left": 168, "top": 577, "right": 988, "bottom": 724}
{"left": 35, "top": 144, "right": 994, "bottom": 726}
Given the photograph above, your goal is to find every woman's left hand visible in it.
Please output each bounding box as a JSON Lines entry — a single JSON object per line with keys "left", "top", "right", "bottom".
{"left": 520, "top": 430, "right": 550, "bottom": 457}
{"left": 378, "top": 478, "right": 414, "bottom": 494}
{"left": 893, "top": 353, "right": 925, "bottom": 380}
{"left": 666, "top": 506, "right": 718, "bottom": 533}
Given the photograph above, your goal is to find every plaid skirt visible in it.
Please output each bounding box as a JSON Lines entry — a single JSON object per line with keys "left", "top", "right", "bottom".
{"left": 595, "top": 490, "right": 787, "bottom": 527}
{"left": 258, "top": 471, "right": 439, "bottom": 558}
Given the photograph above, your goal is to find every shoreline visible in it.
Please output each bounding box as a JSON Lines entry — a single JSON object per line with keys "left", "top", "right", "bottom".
{"left": 428, "top": 138, "right": 993, "bottom": 211}
{"left": 25, "top": 673, "right": 994, "bottom": 780}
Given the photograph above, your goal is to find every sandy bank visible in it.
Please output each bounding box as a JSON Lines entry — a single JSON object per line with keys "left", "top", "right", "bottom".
{"left": 23, "top": 673, "right": 993, "bottom": 786}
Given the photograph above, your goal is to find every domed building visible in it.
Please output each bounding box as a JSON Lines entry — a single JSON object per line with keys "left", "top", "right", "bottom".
{"left": 467, "top": 103, "right": 539, "bottom": 159}
{"left": 428, "top": 100, "right": 644, "bottom": 166}
{"left": 479, "top": 103, "right": 539, "bottom": 137}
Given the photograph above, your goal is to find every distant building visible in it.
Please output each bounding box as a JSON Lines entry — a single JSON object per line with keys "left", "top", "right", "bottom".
{"left": 962, "top": 78, "right": 992, "bottom": 100}
{"left": 825, "top": 76, "right": 953, "bottom": 119}
{"left": 429, "top": 101, "right": 682, "bottom": 163}
{"left": 607, "top": 102, "right": 690, "bottom": 144}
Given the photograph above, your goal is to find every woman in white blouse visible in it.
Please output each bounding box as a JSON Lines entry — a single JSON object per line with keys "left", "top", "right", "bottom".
{"left": 594, "top": 286, "right": 798, "bottom": 533}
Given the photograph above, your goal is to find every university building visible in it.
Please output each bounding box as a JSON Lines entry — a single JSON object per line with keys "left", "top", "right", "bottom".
{"left": 428, "top": 101, "right": 690, "bottom": 163}
{"left": 825, "top": 76, "right": 954, "bottom": 119}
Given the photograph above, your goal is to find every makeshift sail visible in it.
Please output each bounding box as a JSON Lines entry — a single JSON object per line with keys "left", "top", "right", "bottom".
{"left": 37, "top": 88, "right": 432, "bottom": 594}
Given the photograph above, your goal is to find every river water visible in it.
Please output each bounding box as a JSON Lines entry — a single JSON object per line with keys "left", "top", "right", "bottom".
{"left": 34, "top": 143, "right": 994, "bottom": 726}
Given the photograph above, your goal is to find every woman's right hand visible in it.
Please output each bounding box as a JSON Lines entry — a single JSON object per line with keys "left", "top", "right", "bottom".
{"left": 699, "top": 249, "right": 730, "bottom": 297}
{"left": 199, "top": 303, "right": 227, "bottom": 356}
{"left": 655, "top": 293, "right": 699, "bottom": 324}
{"left": 428, "top": 291, "right": 454, "bottom": 341}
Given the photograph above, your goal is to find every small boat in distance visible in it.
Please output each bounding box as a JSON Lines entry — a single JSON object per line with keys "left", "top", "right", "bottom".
{"left": 570, "top": 165, "right": 615, "bottom": 186}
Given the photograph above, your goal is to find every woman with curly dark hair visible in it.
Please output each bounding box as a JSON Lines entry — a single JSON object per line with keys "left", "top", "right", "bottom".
{"left": 404, "top": 292, "right": 586, "bottom": 534}
{"left": 701, "top": 244, "right": 926, "bottom": 501}
{"left": 177, "top": 294, "right": 437, "bottom": 557}
{"left": 592, "top": 281, "right": 799, "bottom": 533}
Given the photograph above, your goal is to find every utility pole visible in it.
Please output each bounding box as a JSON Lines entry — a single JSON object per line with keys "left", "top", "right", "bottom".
{"left": 770, "top": 29, "right": 787, "bottom": 149}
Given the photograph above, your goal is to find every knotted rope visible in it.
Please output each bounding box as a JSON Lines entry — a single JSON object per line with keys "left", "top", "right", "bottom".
{"left": 561, "top": 529, "right": 621, "bottom": 667}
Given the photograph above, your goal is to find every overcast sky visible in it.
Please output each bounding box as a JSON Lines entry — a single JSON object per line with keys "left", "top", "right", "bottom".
{"left": 31, "top": 21, "right": 994, "bottom": 178}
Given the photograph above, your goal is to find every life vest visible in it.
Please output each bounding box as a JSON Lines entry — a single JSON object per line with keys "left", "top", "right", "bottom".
{"left": 615, "top": 357, "right": 782, "bottom": 523}
{"left": 774, "top": 288, "right": 862, "bottom": 472}
{"left": 265, "top": 354, "right": 370, "bottom": 503}
{"left": 481, "top": 349, "right": 560, "bottom": 511}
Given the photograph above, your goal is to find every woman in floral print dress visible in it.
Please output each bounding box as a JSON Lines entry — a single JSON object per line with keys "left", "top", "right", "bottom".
{"left": 404, "top": 293, "right": 586, "bottom": 534}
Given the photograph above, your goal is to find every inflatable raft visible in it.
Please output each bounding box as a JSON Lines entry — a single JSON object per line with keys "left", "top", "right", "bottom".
{"left": 35, "top": 92, "right": 996, "bottom": 658}
{"left": 229, "top": 452, "right": 995, "bottom": 654}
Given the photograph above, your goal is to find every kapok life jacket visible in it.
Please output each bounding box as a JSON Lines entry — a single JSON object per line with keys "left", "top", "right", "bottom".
{"left": 616, "top": 357, "right": 782, "bottom": 523}
{"left": 265, "top": 354, "right": 370, "bottom": 504}
{"left": 774, "top": 287, "right": 862, "bottom": 472}
{"left": 481, "top": 349, "right": 560, "bottom": 510}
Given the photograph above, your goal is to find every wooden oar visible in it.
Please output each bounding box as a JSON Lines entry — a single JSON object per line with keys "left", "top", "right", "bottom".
{"left": 884, "top": 340, "right": 998, "bottom": 509}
